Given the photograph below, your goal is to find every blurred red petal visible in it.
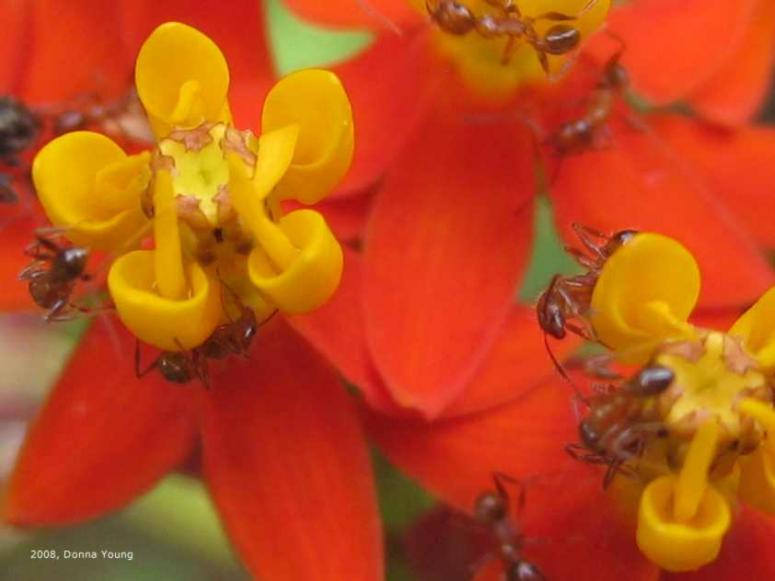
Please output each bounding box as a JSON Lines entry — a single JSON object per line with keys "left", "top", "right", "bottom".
{"left": 4, "top": 316, "right": 198, "bottom": 525}
{"left": 0, "top": 0, "right": 28, "bottom": 91}
{"left": 284, "top": 0, "right": 419, "bottom": 30}
{"left": 652, "top": 115, "right": 775, "bottom": 248}
{"left": 608, "top": 0, "right": 756, "bottom": 105}
{"left": 118, "top": 0, "right": 274, "bottom": 87}
{"left": 0, "top": 212, "right": 40, "bottom": 312}
{"left": 21, "top": 0, "right": 131, "bottom": 103}
{"left": 202, "top": 319, "right": 383, "bottom": 581}
{"left": 688, "top": 0, "right": 775, "bottom": 125}
{"left": 548, "top": 120, "right": 773, "bottom": 309}
{"left": 334, "top": 30, "right": 440, "bottom": 197}
{"left": 363, "top": 116, "right": 535, "bottom": 417}
{"left": 663, "top": 508, "right": 775, "bottom": 580}
{"left": 442, "top": 306, "right": 581, "bottom": 418}
{"left": 366, "top": 379, "right": 576, "bottom": 511}
{"left": 289, "top": 249, "right": 401, "bottom": 414}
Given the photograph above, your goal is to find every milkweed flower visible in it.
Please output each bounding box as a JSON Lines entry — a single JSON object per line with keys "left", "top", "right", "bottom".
{"left": 2, "top": 21, "right": 384, "bottom": 581}
{"left": 284, "top": 0, "right": 775, "bottom": 420}
{"left": 365, "top": 233, "right": 775, "bottom": 579}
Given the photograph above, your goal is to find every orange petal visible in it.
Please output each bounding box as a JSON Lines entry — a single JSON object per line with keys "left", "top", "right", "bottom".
{"left": 367, "top": 378, "right": 659, "bottom": 580}
{"left": 0, "top": 0, "right": 28, "bottom": 92}
{"left": 661, "top": 507, "right": 775, "bottom": 580}
{"left": 548, "top": 119, "right": 773, "bottom": 309}
{"left": 332, "top": 29, "right": 440, "bottom": 197}
{"left": 652, "top": 115, "right": 775, "bottom": 248}
{"left": 21, "top": 0, "right": 131, "bottom": 103}
{"left": 3, "top": 316, "right": 198, "bottom": 525}
{"left": 201, "top": 319, "right": 383, "bottom": 581}
{"left": 283, "top": 0, "right": 420, "bottom": 30}
{"left": 607, "top": 0, "right": 756, "bottom": 105}
{"left": 118, "top": 0, "right": 275, "bottom": 87}
{"left": 442, "top": 306, "right": 582, "bottom": 418}
{"left": 688, "top": 0, "right": 775, "bottom": 125}
{"left": 289, "top": 249, "right": 402, "bottom": 415}
{"left": 363, "top": 116, "right": 536, "bottom": 417}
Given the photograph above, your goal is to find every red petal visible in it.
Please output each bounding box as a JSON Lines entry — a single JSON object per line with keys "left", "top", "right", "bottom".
{"left": 368, "top": 379, "right": 658, "bottom": 580}
{"left": 652, "top": 115, "right": 775, "bottom": 248}
{"left": 442, "top": 306, "right": 582, "bottom": 418}
{"left": 688, "top": 0, "right": 775, "bottom": 125}
{"left": 283, "top": 0, "right": 420, "bottom": 30}
{"left": 334, "top": 29, "right": 440, "bottom": 197}
{"left": 20, "top": 0, "right": 131, "bottom": 103}
{"left": 366, "top": 379, "right": 577, "bottom": 511}
{"left": 118, "top": 0, "right": 274, "bottom": 87}
{"left": 0, "top": 211, "right": 41, "bottom": 312}
{"left": 202, "top": 319, "right": 383, "bottom": 581}
{"left": 292, "top": 189, "right": 374, "bottom": 243}
{"left": 664, "top": 507, "right": 775, "bottom": 580}
{"left": 607, "top": 0, "right": 756, "bottom": 105}
{"left": 548, "top": 119, "right": 773, "bottom": 309}
{"left": 0, "top": 0, "right": 29, "bottom": 92}
{"left": 289, "top": 249, "right": 401, "bottom": 414}
{"left": 363, "top": 116, "right": 536, "bottom": 417}
{"left": 4, "top": 316, "right": 198, "bottom": 525}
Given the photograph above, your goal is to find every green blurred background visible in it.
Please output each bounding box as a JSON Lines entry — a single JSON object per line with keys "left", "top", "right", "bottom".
{"left": 0, "top": 1, "right": 772, "bottom": 579}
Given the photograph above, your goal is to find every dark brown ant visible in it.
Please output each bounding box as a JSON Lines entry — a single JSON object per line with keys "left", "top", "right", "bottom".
{"left": 549, "top": 50, "right": 630, "bottom": 155}
{"left": 566, "top": 365, "right": 674, "bottom": 488}
{"left": 472, "top": 473, "right": 545, "bottom": 580}
{"left": 536, "top": 223, "right": 637, "bottom": 341}
{"left": 0, "top": 96, "right": 41, "bottom": 203}
{"left": 135, "top": 340, "right": 210, "bottom": 388}
{"left": 19, "top": 232, "right": 91, "bottom": 321}
{"left": 426, "top": 0, "right": 598, "bottom": 70}
{"left": 198, "top": 303, "right": 261, "bottom": 360}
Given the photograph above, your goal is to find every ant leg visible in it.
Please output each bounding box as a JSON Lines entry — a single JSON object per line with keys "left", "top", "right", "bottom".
{"left": 493, "top": 471, "right": 527, "bottom": 515}
{"left": 44, "top": 299, "right": 72, "bottom": 322}
{"left": 564, "top": 246, "right": 597, "bottom": 269}
{"left": 501, "top": 35, "right": 517, "bottom": 65}
{"left": 135, "top": 340, "right": 160, "bottom": 378}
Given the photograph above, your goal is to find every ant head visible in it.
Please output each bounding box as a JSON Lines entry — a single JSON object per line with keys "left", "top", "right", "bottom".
{"left": 427, "top": 0, "right": 477, "bottom": 35}
{"left": 60, "top": 247, "right": 89, "bottom": 277}
{"left": 537, "top": 290, "right": 567, "bottom": 340}
{"left": 474, "top": 491, "right": 507, "bottom": 524}
{"left": 0, "top": 96, "right": 40, "bottom": 157}
{"left": 507, "top": 560, "right": 546, "bottom": 581}
{"left": 158, "top": 352, "right": 194, "bottom": 384}
{"left": 627, "top": 365, "right": 675, "bottom": 397}
{"left": 579, "top": 418, "right": 602, "bottom": 451}
{"left": 542, "top": 24, "right": 580, "bottom": 55}
{"left": 602, "top": 229, "right": 638, "bottom": 256}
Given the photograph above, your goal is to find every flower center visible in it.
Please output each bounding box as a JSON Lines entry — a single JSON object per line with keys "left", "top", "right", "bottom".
{"left": 655, "top": 332, "right": 770, "bottom": 450}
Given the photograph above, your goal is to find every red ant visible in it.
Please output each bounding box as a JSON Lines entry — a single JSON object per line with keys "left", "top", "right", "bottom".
{"left": 19, "top": 232, "right": 91, "bottom": 321}
{"left": 549, "top": 50, "right": 631, "bottom": 155}
{"left": 536, "top": 223, "right": 637, "bottom": 341}
{"left": 426, "top": 0, "right": 599, "bottom": 70}
{"left": 472, "top": 473, "right": 545, "bottom": 580}
{"left": 565, "top": 365, "right": 673, "bottom": 488}
{"left": 135, "top": 340, "right": 211, "bottom": 388}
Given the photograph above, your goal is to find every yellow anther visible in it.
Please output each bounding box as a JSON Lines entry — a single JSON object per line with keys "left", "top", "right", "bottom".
{"left": 674, "top": 421, "right": 720, "bottom": 523}
{"left": 152, "top": 169, "right": 186, "bottom": 300}
{"left": 590, "top": 233, "right": 700, "bottom": 363}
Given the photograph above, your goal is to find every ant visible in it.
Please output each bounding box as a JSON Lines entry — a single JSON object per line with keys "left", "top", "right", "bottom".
{"left": 426, "top": 0, "right": 598, "bottom": 70}
{"left": 536, "top": 223, "right": 637, "bottom": 341}
{"left": 135, "top": 341, "right": 211, "bottom": 388}
{"left": 197, "top": 303, "right": 261, "bottom": 360}
{"left": 0, "top": 96, "right": 41, "bottom": 203}
{"left": 549, "top": 50, "right": 631, "bottom": 155}
{"left": 566, "top": 365, "right": 674, "bottom": 488}
{"left": 472, "top": 473, "right": 545, "bottom": 580}
{"left": 19, "top": 232, "right": 91, "bottom": 321}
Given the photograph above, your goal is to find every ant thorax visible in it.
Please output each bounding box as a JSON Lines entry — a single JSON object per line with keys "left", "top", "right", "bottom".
{"left": 425, "top": 0, "right": 608, "bottom": 95}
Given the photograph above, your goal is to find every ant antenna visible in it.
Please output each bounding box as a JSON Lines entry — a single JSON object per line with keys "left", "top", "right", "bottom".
{"left": 356, "top": 0, "right": 403, "bottom": 35}
{"left": 543, "top": 333, "right": 588, "bottom": 404}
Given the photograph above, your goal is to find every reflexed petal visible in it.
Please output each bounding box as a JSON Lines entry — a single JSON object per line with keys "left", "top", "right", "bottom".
{"left": 118, "top": 0, "right": 274, "bottom": 87}
{"left": 367, "top": 379, "right": 658, "bottom": 580}
{"left": 442, "top": 306, "right": 582, "bottom": 418}
{"left": 333, "top": 29, "right": 440, "bottom": 197}
{"left": 4, "top": 316, "right": 198, "bottom": 525}
{"left": 20, "top": 0, "right": 131, "bottom": 103}
{"left": 548, "top": 120, "right": 774, "bottom": 309}
{"left": 662, "top": 508, "right": 775, "bottom": 580}
{"left": 364, "top": 116, "right": 535, "bottom": 417}
{"left": 289, "top": 249, "right": 402, "bottom": 414}
{"left": 283, "top": 0, "right": 420, "bottom": 30}
{"left": 688, "top": 0, "right": 775, "bottom": 125}
{"left": 202, "top": 319, "right": 383, "bottom": 581}
{"left": 652, "top": 116, "right": 775, "bottom": 247}
{"left": 607, "top": 0, "right": 756, "bottom": 104}
{"left": 729, "top": 287, "right": 775, "bottom": 368}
